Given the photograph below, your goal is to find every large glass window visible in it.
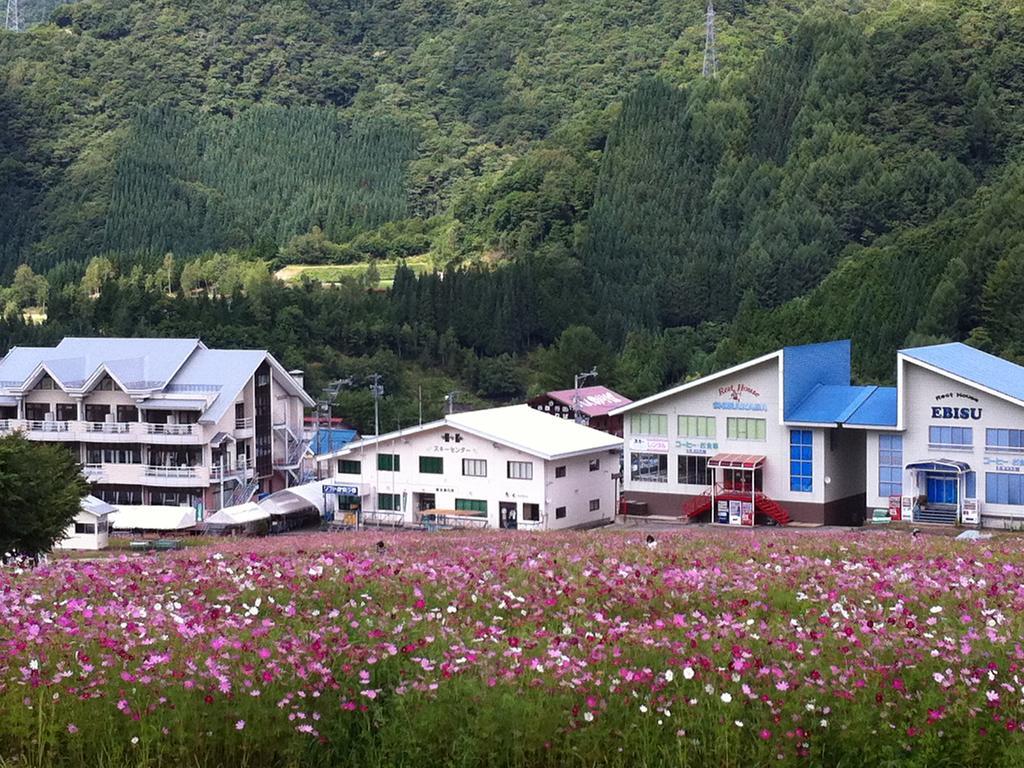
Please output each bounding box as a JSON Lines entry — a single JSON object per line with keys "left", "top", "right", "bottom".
{"left": 727, "top": 418, "right": 766, "bottom": 441}
{"left": 928, "top": 426, "right": 973, "bottom": 448}
{"left": 629, "top": 413, "right": 668, "bottom": 436}
{"left": 878, "top": 434, "right": 903, "bottom": 498}
{"left": 631, "top": 453, "right": 668, "bottom": 483}
{"left": 419, "top": 456, "right": 443, "bottom": 474}
{"left": 462, "top": 459, "right": 487, "bottom": 477}
{"left": 378, "top": 454, "right": 400, "bottom": 471}
{"left": 986, "top": 429, "right": 1024, "bottom": 452}
{"left": 455, "top": 499, "right": 487, "bottom": 513}
{"left": 677, "top": 455, "right": 710, "bottom": 485}
{"left": 522, "top": 503, "right": 540, "bottom": 521}
{"left": 986, "top": 473, "right": 1024, "bottom": 506}
{"left": 790, "top": 430, "right": 813, "bottom": 493}
{"left": 678, "top": 416, "right": 716, "bottom": 438}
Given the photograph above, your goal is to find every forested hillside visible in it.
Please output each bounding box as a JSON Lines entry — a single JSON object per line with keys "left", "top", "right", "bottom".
{"left": 2, "top": 0, "right": 1024, "bottom": 428}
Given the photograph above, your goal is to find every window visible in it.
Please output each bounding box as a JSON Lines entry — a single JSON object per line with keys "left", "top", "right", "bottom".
{"left": 419, "top": 456, "right": 443, "bottom": 474}
{"left": 629, "top": 413, "right": 668, "bottom": 436}
{"left": 74, "top": 522, "right": 96, "bottom": 535}
{"left": 789, "top": 430, "right": 813, "bottom": 493}
{"left": 338, "top": 459, "right": 361, "bottom": 475}
{"left": 929, "top": 426, "right": 973, "bottom": 448}
{"left": 966, "top": 471, "right": 977, "bottom": 500}
{"left": 678, "top": 416, "right": 716, "bottom": 438}
{"left": 117, "top": 405, "right": 138, "bottom": 423}
{"left": 378, "top": 454, "right": 400, "bottom": 471}
{"left": 986, "top": 429, "right": 1024, "bottom": 452}
{"left": 455, "top": 499, "right": 487, "bottom": 513}
{"left": 588, "top": 458, "right": 600, "bottom": 472}
{"left": 589, "top": 498, "right": 600, "bottom": 511}
{"left": 878, "top": 434, "right": 903, "bottom": 498}
{"left": 86, "top": 444, "right": 142, "bottom": 465}
{"left": 554, "top": 465, "right": 566, "bottom": 478}
{"left": 462, "top": 459, "right": 487, "bottom": 477}
{"left": 508, "top": 461, "right": 533, "bottom": 480}
{"left": 35, "top": 375, "right": 56, "bottom": 390}
{"left": 555, "top": 506, "right": 567, "bottom": 519}
{"left": 631, "top": 453, "right": 668, "bottom": 483}
{"left": 56, "top": 403, "right": 77, "bottom": 421}
{"left": 522, "top": 503, "right": 540, "bottom": 521}
{"left": 677, "top": 455, "right": 710, "bottom": 485}
{"left": 986, "top": 473, "right": 1024, "bottom": 506}
{"left": 727, "top": 418, "right": 766, "bottom": 441}
{"left": 378, "top": 493, "right": 401, "bottom": 511}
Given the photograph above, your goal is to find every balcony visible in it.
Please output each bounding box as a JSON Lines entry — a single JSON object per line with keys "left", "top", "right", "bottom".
{"left": 142, "top": 422, "right": 205, "bottom": 444}
{"left": 144, "top": 464, "right": 199, "bottom": 478}
{"left": 210, "top": 458, "right": 255, "bottom": 481}
{"left": 0, "top": 418, "right": 206, "bottom": 444}
{"left": 234, "top": 416, "right": 254, "bottom": 438}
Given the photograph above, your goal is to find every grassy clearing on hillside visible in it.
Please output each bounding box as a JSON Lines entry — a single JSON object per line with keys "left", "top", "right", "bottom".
{"left": 275, "top": 256, "right": 432, "bottom": 287}
{"left": 2, "top": 529, "right": 1024, "bottom": 767}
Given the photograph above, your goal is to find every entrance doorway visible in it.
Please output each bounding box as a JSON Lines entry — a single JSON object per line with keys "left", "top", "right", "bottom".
{"left": 926, "top": 474, "right": 958, "bottom": 507}
{"left": 416, "top": 493, "right": 436, "bottom": 512}
{"left": 499, "top": 502, "right": 518, "bottom": 529}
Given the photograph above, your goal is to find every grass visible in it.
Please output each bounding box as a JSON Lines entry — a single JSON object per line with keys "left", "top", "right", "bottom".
{"left": 275, "top": 256, "right": 432, "bottom": 288}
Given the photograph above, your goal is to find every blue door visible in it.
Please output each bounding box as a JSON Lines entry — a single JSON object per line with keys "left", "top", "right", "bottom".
{"left": 926, "top": 474, "right": 958, "bottom": 506}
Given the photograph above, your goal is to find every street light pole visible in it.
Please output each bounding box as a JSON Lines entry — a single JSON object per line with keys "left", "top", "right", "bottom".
{"left": 573, "top": 367, "right": 598, "bottom": 424}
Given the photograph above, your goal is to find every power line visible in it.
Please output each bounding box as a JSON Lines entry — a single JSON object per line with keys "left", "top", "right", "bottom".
{"left": 4, "top": 0, "right": 21, "bottom": 31}
{"left": 702, "top": 0, "right": 718, "bottom": 79}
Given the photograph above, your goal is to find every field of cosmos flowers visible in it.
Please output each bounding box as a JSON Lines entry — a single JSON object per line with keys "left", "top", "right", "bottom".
{"left": 2, "top": 528, "right": 1024, "bottom": 767}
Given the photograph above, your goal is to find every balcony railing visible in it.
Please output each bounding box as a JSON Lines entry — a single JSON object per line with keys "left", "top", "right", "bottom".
{"left": 143, "top": 465, "right": 200, "bottom": 478}
{"left": 27, "top": 420, "right": 72, "bottom": 433}
{"left": 144, "top": 423, "right": 197, "bottom": 436}
{"left": 235, "top": 417, "right": 254, "bottom": 430}
{"left": 0, "top": 419, "right": 14, "bottom": 432}
{"left": 210, "top": 458, "right": 253, "bottom": 480}
{"left": 83, "top": 421, "right": 134, "bottom": 434}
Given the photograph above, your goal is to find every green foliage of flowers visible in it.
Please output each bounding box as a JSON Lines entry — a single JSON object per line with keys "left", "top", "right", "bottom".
{"left": 2, "top": 530, "right": 1024, "bottom": 766}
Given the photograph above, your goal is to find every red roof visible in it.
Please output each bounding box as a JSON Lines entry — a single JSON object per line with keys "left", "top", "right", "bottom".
{"left": 544, "top": 386, "right": 632, "bottom": 417}
{"left": 707, "top": 453, "right": 765, "bottom": 469}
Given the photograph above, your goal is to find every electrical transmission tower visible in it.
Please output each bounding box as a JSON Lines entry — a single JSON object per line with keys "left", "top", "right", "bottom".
{"left": 702, "top": 0, "right": 718, "bottom": 79}
{"left": 4, "top": 0, "right": 21, "bottom": 32}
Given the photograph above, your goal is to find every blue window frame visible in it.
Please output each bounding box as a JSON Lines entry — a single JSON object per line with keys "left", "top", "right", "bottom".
{"left": 789, "top": 430, "right": 813, "bottom": 493}
{"left": 986, "top": 473, "right": 1024, "bottom": 506}
{"left": 928, "top": 426, "right": 972, "bottom": 448}
{"left": 878, "top": 434, "right": 903, "bottom": 498}
{"left": 986, "top": 429, "right": 1024, "bottom": 451}
{"left": 965, "top": 471, "right": 977, "bottom": 499}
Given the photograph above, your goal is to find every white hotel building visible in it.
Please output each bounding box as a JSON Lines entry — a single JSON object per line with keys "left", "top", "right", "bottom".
{"left": 0, "top": 338, "right": 314, "bottom": 512}
{"left": 314, "top": 405, "right": 622, "bottom": 530}
{"left": 613, "top": 340, "right": 1024, "bottom": 529}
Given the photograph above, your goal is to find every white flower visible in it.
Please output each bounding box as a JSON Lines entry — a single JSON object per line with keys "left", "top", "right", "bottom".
{"left": 131, "top": 737, "right": 139, "bottom": 746}
{"left": 28, "top": 659, "right": 39, "bottom": 671}
{"left": 720, "top": 692, "right": 733, "bottom": 704}
{"left": 639, "top": 705, "right": 648, "bottom": 714}
{"left": 583, "top": 711, "right": 594, "bottom": 722}
{"left": 734, "top": 720, "right": 744, "bottom": 727}
{"left": 664, "top": 670, "right": 675, "bottom": 683}
{"left": 820, "top": 719, "right": 828, "bottom": 728}
{"left": 683, "top": 666, "right": 695, "bottom": 680}
{"left": 932, "top": 672, "right": 945, "bottom": 684}
{"left": 930, "top": 606, "right": 943, "bottom": 614}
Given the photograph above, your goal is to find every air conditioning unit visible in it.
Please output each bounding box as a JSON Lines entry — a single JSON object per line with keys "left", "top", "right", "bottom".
{"left": 44, "top": 412, "right": 55, "bottom": 422}
{"left": 105, "top": 413, "right": 115, "bottom": 423}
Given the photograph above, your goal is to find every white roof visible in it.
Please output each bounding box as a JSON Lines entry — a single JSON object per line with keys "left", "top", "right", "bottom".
{"left": 326, "top": 404, "right": 622, "bottom": 461}
{"left": 109, "top": 505, "right": 198, "bottom": 531}
{"left": 205, "top": 502, "right": 268, "bottom": 526}
{"left": 81, "top": 495, "right": 115, "bottom": 518}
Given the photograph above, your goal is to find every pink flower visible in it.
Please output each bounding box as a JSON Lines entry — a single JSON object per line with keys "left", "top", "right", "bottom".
{"left": 235, "top": 720, "right": 245, "bottom": 730}
{"left": 67, "top": 724, "right": 78, "bottom": 734}
{"left": 759, "top": 729, "right": 772, "bottom": 741}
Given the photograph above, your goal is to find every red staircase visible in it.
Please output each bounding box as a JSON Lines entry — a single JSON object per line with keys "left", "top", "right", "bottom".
{"left": 681, "top": 486, "right": 791, "bottom": 525}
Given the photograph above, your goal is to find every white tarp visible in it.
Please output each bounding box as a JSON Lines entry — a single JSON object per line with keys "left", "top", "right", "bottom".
{"left": 81, "top": 495, "right": 115, "bottom": 518}
{"left": 258, "top": 482, "right": 326, "bottom": 517}
{"left": 109, "top": 506, "right": 197, "bottom": 531}
{"left": 205, "top": 503, "right": 268, "bottom": 526}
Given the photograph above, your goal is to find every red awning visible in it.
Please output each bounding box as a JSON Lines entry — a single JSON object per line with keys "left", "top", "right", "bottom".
{"left": 707, "top": 453, "right": 765, "bottom": 470}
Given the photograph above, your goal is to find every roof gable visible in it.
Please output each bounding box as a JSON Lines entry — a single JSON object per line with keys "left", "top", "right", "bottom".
{"left": 901, "top": 342, "right": 1024, "bottom": 406}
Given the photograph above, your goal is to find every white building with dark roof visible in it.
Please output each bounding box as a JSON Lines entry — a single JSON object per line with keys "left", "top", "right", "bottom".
{"left": 0, "top": 337, "right": 314, "bottom": 514}
{"left": 314, "top": 404, "right": 622, "bottom": 530}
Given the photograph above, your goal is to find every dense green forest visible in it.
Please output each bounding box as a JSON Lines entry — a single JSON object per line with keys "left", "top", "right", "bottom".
{"left": 2, "top": 0, "right": 1024, "bottom": 430}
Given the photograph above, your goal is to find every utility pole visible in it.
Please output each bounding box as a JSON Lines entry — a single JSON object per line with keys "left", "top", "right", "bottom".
{"left": 702, "top": 0, "right": 718, "bottom": 79}
{"left": 573, "top": 368, "right": 598, "bottom": 425}
{"left": 369, "top": 374, "right": 384, "bottom": 439}
{"left": 444, "top": 390, "right": 460, "bottom": 415}
{"left": 4, "top": 0, "right": 21, "bottom": 31}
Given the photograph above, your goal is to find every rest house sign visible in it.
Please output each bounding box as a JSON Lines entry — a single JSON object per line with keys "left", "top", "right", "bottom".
{"left": 930, "top": 392, "right": 982, "bottom": 420}
{"left": 712, "top": 382, "right": 768, "bottom": 413}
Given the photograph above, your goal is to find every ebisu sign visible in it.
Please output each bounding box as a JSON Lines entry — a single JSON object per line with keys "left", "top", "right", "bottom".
{"left": 931, "top": 391, "right": 982, "bottom": 420}
{"left": 713, "top": 382, "right": 768, "bottom": 412}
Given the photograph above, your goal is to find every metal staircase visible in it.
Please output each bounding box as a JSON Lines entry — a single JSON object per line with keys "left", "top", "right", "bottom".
{"left": 225, "top": 477, "right": 260, "bottom": 507}
{"left": 682, "top": 485, "right": 792, "bottom": 525}
{"left": 273, "top": 423, "right": 311, "bottom": 484}
{"left": 913, "top": 506, "right": 957, "bottom": 526}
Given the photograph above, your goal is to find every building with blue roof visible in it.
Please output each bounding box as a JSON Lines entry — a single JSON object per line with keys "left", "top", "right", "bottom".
{"left": 611, "top": 339, "right": 1024, "bottom": 529}
{"left": 0, "top": 338, "right": 315, "bottom": 517}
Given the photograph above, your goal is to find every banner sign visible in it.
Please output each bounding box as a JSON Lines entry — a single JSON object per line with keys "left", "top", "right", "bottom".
{"left": 630, "top": 436, "right": 670, "bottom": 452}
{"left": 323, "top": 484, "right": 359, "bottom": 496}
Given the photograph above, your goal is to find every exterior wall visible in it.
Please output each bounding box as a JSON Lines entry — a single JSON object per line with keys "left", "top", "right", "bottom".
{"left": 818, "top": 428, "right": 867, "bottom": 525}
{"left": 54, "top": 513, "right": 109, "bottom": 550}
{"left": 320, "top": 425, "right": 616, "bottom": 530}
{"left": 621, "top": 358, "right": 836, "bottom": 522}
{"left": 884, "top": 362, "right": 1024, "bottom": 528}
